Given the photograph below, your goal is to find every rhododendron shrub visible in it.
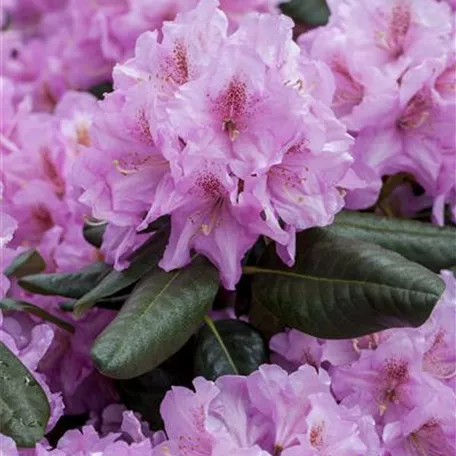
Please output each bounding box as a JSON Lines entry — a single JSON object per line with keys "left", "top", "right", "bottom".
{"left": 0, "top": 0, "right": 455, "bottom": 453}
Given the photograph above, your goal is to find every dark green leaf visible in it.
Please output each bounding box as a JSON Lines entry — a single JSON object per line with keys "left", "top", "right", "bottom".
{"left": 45, "top": 413, "right": 89, "bottom": 448}
{"left": 88, "top": 82, "right": 113, "bottom": 100}
{"left": 116, "top": 367, "right": 180, "bottom": 430}
{"left": 18, "top": 262, "right": 111, "bottom": 299}
{"left": 138, "top": 215, "right": 170, "bottom": 234}
{"left": 242, "top": 237, "right": 267, "bottom": 266}
{"left": 248, "top": 229, "right": 445, "bottom": 339}
{"left": 116, "top": 338, "right": 195, "bottom": 429}
{"left": 0, "top": 299, "right": 74, "bottom": 333}
{"left": 280, "top": 0, "right": 330, "bottom": 26}
{"left": 74, "top": 227, "right": 170, "bottom": 318}
{"left": 59, "top": 294, "right": 127, "bottom": 312}
{"left": 194, "top": 319, "right": 268, "bottom": 381}
{"left": 83, "top": 221, "right": 106, "bottom": 248}
{"left": 0, "top": 342, "right": 50, "bottom": 447}
{"left": 5, "top": 249, "right": 46, "bottom": 279}
{"left": 326, "top": 211, "right": 456, "bottom": 273}
{"left": 58, "top": 301, "right": 76, "bottom": 312}
{"left": 376, "top": 173, "right": 415, "bottom": 216}
{"left": 249, "top": 295, "right": 284, "bottom": 340}
{"left": 91, "top": 256, "right": 219, "bottom": 379}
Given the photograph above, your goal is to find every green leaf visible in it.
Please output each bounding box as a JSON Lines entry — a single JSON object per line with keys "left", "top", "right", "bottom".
{"left": 117, "top": 341, "right": 195, "bottom": 430}
{"left": 249, "top": 294, "right": 284, "bottom": 340}
{"left": 116, "top": 368, "right": 178, "bottom": 429}
{"left": 194, "top": 319, "right": 268, "bottom": 381}
{"left": 91, "top": 256, "right": 219, "bottom": 379}
{"left": 59, "top": 294, "right": 127, "bottom": 312}
{"left": 376, "top": 172, "right": 415, "bottom": 216}
{"left": 280, "top": 0, "right": 330, "bottom": 26}
{"left": 0, "top": 299, "right": 74, "bottom": 333}
{"left": 326, "top": 211, "right": 456, "bottom": 273}
{"left": 88, "top": 82, "right": 113, "bottom": 100}
{"left": 0, "top": 342, "right": 50, "bottom": 447}
{"left": 138, "top": 215, "right": 170, "bottom": 234}
{"left": 18, "top": 262, "right": 111, "bottom": 299}
{"left": 83, "top": 221, "right": 106, "bottom": 248}
{"left": 248, "top": 228, "right": 445, "bottom": 339}
{"left": 73, "top": 227, "right": 170, "bottom": 318}
{"left": 5, "top": 249, "right": 46, "bottom": 279}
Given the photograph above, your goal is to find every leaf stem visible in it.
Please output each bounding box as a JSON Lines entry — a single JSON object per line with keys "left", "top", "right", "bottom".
{"left": 28, "top": 309, "right": 75, "bottom": 334}
{"left": 242, "top": 266, "right": 258, "bottom": 275}
{"left": 203, "top": 315, "right": 239, "bottom": 375}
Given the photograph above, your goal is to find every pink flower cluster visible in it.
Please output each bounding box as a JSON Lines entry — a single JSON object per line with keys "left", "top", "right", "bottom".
{"left": 300, "top": 0, "right": 456, "bottom": 224}
{"left": 74, "top": 0, "right": 356, "bottom": 289}
{"left": 1, "top": 82, "right": 98, "bottom": 273}
{"left": 271, "top": 270, "right": 456, "bottom": 455}
{"left": 2, "top": 405, "right": 166, "bottom": 456}
{"left": 151, "top": 364, "right": 381, "bottom": 455}
{"left": 1, "top": 0, "right": 280, "bottom": 111}
{"left": 1, "top": 83, "right": 119, "bottom": 414}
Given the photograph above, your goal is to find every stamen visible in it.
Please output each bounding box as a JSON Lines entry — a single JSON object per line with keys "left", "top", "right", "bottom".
{"left": 222, "top": 119, "right": 239, "bottom": 141}
{"left": 199, "top": 198, "right": 224, "bottom": 236}
{"left": 76, "top": 125, "right": 91, "bottom": 146}
{"left": 408, "top": 433, "right": 428, "bottom": 456}
{"left": 398, "top": 111, "right": 430, "bottom": 130}
{"left": 113, "top": 155, "right": 167, "bottom": 175}
{"left": 378, "top": 388, "right": 396, "bottom": 416}
{"left": 113, "top": 159, "right": 138, "bottom": 175}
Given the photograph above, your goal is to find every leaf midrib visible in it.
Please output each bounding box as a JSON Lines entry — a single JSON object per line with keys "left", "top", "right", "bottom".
{"left": 130, "top": 254, "right": 201, "bottom": 325}
{"left": 245, "top": 266, "right": 439, "bottom": 298}
{"left": 134, "top": 269, "right": 182, "bottom": 323}
{"left": 335, "top": 219, "right": 456, "bottom": 239}
{"left": 99, "top": 267, "right": 187, "bottom": 367}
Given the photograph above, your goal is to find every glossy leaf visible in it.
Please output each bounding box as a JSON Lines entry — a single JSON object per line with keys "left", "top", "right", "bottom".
{"left": 83, "top": 221, "right": 106, "bottom": 248}
{"left": 18, "top": 262, "right": 111, "bottom": 299}
{"left": 326, "top": 211, "right": 456, "bottom": 272}
{"left": 73, "top": 227, "right": 169, "bottom": 318}
{"left": 0, "top": 343, "right": 50, "bottom": 447}
{"left": 59, "top": 294, "right": 127, "bottom": 312}
{"left": 248, "top": 229, "right": 445, "bottom": 339}
{"left": 116, "top": 367, "right": 179, "bottom": 429}
{"left": 249, "top": 295, "right": 284, "bottom": 340}
{"left": 91, "top": 256, "right": 219, "bottom": 379}
{"left": 280, "top": 0, "right": 330, "bottom": 26}
{"left": 5, "top": 249, "right": 45, "bottom": 279}
{"left": 194, "top": 319, "right": 268, "bottom": 381}
{"left": 88, "top": 82, "right": 113, "bottom": 100}
{"left": 138, "top": 215, "right": 170, "bottom": 234}
{"left": 116, "top": 340, "right": 195, "bottom": 430}
{"left": 0, "top": 299, "right": 74, "bottom": 333}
